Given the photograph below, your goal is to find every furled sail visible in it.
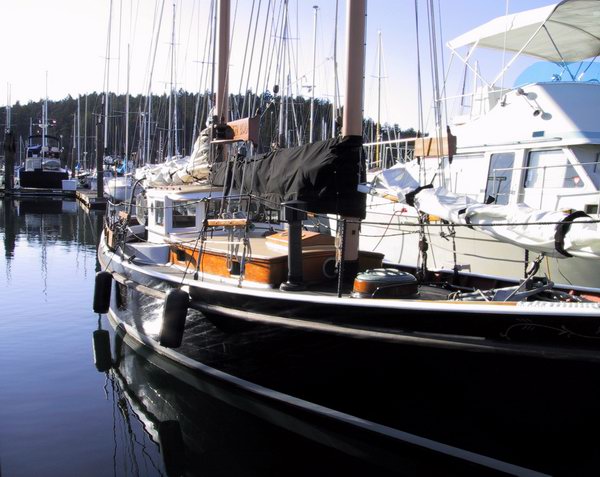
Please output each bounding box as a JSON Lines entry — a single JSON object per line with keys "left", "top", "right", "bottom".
{"left": 361, "top": 162, "right": 600, "bottom": 259}
{"left": 135, "top": 128, "right": 211, "bottom": 186}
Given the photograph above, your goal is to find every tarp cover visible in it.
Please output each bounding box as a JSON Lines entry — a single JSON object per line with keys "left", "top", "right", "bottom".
{"left": 364, "top": 162, "right": 600, "bottom": 259}
{"left": 212, "top": 135, "right": 366, "bottom": 218}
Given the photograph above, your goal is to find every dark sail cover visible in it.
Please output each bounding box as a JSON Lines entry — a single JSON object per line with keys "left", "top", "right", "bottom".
{"left": 211, "top": 135, "right": 366, "bottom": 218}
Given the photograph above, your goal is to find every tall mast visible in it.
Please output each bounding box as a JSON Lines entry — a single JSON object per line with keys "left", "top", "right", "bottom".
{"left": 341, "top": 0, "right": 366, "bottom": 274}
{"left": 104, "top": 0, "right": 114, "bottom": 155}
{"left": 77, "top": 95, "right": 81, "bottom": 168}
{"left": 309, "top": 5, "right": 318, "bottom": 143}
{"left": 5, "top": 83, "right": 11, "bottom": 131}
{"left": 375, "top": 30, "right": 382, "bottom": 166}
{"left": 168, "top": 2, "right": 176, "bottom": 158}
{"left": 125, "top": 44, "right": 130, "bottom": 169}
{"left": 342, "top": 0, "right": 365, "bottom": 138}
{"left": 216, "top": 0, "right": 230, "bottom": 123}
{"left": 42, "top": 71, "right": 48, "bottom": 157}
{"left": 277, "top": 0, "right": 289, "bottom": 148}
{"left": 84, "top": 95, "right": 88, "bottom": 170}
{"left": 331, "top": 0, "right": 339, "bottom": 138}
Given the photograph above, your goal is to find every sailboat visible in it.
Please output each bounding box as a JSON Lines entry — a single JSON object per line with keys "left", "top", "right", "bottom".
{"left": 18, "top": 83, "right": 70, "bottom": 190}
{"left": 360, "top": 0, "right": 600, "bottom": 293}
{"left": 96, "top": 1, "right": 600, "bottom": 472}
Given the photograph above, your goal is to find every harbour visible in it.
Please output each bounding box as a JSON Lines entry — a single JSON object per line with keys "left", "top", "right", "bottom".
{"left": 0, "top": 198, "right": 403, "bottom": 476}
{"left": 3, "top": 0, "right": 600, "bottom": 475}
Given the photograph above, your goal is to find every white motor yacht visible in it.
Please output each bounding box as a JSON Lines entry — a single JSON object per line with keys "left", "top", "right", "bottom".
{"left": 361, "top": 0, "right": 600, "bottom": 293}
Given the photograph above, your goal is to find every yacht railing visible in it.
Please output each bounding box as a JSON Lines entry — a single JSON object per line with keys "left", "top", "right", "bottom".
{"left": 364, "top": 138, "right": 415, "bottom": 170}
{"left": 490, "top": 161, "right": 600, "bottom": 213}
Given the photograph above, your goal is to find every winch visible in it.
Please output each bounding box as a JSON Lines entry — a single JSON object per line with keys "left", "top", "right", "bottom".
{"left": 352, "top": 268, "right": 418, "bottom": 299}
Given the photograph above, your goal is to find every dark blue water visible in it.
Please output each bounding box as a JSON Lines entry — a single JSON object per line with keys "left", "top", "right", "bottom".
{"left": 0, "top": 198, "right": 400, "bottom": 477}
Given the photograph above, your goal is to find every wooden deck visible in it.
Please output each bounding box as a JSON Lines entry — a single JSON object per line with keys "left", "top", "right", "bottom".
{"left": 1, "top": 187, "right": 76, "bottom": 198}
{"left": 76, "top": 190, "right": 108, "bottom": 210}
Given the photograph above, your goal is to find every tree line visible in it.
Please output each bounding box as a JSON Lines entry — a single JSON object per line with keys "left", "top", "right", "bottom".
{"left": 1, "top": 90, "right": 417, "bottom": 171}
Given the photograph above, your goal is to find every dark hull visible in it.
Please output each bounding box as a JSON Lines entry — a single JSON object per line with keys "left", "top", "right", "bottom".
{"left": 108, "top": 327, "right": 411, "bottom": 476}
{"left": 99, "top": 241, "right": 600, "bottom": 474}
{"left": 19, "top": 170, "right": 69, "bottom": 189}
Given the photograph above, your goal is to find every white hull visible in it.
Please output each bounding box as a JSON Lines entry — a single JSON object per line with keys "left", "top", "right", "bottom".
{"left": 361, "top": 196, "right": 600, "bottom": 292}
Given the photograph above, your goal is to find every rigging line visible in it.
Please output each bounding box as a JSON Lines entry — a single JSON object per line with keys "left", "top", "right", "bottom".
{"left": 138, "top": 0, "right": 159, "bottom": 109}
{"left": 436, "top": 0, "right": 449, "bottom": 128}
{"left": 182, "top": 0, "right": 199, "bottom": 82}
{"left": 284, "top": 25, "right": 301, "bottom": 145}
{"left": 237, "top": 0, "right": 257, "bottom": 98}
{"left": 251, "top": 0, "right": 273, "bottom": 115}
{"left": 242, "top": 0, "right": 264, "bottom": 118}
{"left": 413, "top": 0, "right": 425, "bottom": 179}
{"left": 214, "top": 0, "right": 239, "bottom": 124}
{"left": 130, "top": 0, "right": 140, "bottom": 49}
{"left": 209, "top": 0, "right": 217, "bottom": 122}
{"left": 203, "top": 0, "right": 217, "bottom": 124}
{"left": 192, "top": 0, "right": 214, "bottom": 146}
{"left": 117, "top": 0, "right": 123, "bottom": 96}
{"left": 262, "top": 0, "right": 285, "bottom": 107}
{"left": 145, "top": 0, "right": 166, "bottom": 119}
{"left": 272, "top": 0, "right": 286, "bottom": 94}
{"left": 426, "top": 0, "right": 443, "bottom": 162}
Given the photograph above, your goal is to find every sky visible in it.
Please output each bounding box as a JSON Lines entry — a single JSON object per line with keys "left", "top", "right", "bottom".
{"left": 0, "top": 0, "right": 560, "bottom": 130}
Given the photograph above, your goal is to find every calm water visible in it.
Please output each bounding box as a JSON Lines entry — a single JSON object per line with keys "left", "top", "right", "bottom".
{"left": 0, "top": 198, "right": 400, "bottom": 477}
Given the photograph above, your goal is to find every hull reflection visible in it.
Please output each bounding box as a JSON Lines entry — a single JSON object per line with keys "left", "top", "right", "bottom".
{"left": 103, "top": 323, "right": 406, "bottom": 477}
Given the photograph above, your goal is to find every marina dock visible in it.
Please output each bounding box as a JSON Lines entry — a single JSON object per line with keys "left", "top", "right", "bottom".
{"left": 75, "top": 189, "right": 108, "bottom": 211}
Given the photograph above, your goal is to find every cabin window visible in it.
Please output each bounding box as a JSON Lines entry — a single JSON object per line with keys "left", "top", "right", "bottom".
{"left": 205, "top": 198, "right": 223, "bottom": 219}
{"left": 172, "top": 200, "right": 197, "bottom": 228}
{"left": 524, "top": 150, "right": 583, "bottom": 189}
{"left": 485, "top": 153, "right": 514, "bottom": 205}
{"left": 445, "top": 154, "right": 486, "bottom": 199}
{"left": 580, "top": 152, "right": 600, "bottom": 189}
{"left": 155, "top": 200, "right": 164, "bottom": 226}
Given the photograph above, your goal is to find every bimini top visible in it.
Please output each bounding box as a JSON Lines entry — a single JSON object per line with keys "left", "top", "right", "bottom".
{"left": 447, "top": 0, "right": 600, "bottom": 62}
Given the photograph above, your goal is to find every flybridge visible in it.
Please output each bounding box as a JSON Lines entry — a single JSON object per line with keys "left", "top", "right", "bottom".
{"left": 447, "top": 0, "right": 600, "bottom": 86}
{"left": 448, "top": 0, "right": 600, "bottom": 62}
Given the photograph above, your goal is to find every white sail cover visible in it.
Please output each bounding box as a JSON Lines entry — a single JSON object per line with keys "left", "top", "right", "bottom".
{"left": 364, "top": 163, "right": 600, "bottom": 259}
{"left": 135, "top": 128, "right": 211, "bottom": 186}
{"left": 447, "top": 0, "right": 600, "bottom": 62}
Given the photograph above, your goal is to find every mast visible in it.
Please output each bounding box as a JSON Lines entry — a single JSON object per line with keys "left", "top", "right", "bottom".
{"left": 168, "top": 1, "right": 176, "bottom": 158}
{"left": 77, "top": 95, "right": 81, "bottom": 169}
{"left": 42, "top": 72, "right": 48, "bottom": 157}
{"left": 342, "top": 0, "right": 365, "bottom": 138}
{"left": 98, "top": 0, "right": 113, "bottom": 200}
{"left": 104, "top": 0, "right": 114, "bottom": 156}
{"left": 331, "top": 0, "right": 339, "bottom": 138}
{"left": 5, "top": 83, "right": 11, "bottom": 131}
{"left": 84, "top": 95, "right": 88, "bottom": 171}
{"left": 72, "top": 114, "right": 77, "bottom": 172}
{"left": 216, "top": 0, "right": 230, "bottom": 123}
{"left": 375, "top": 30, "right": 382, "bottom": 167}
{"left": 277, "top": 0, "right": 289, "bottom": 148}
{"left": 341, "top": 0, "right": 366, "bottom": 275}
{"left": 125, "top": 44, "right": 130, "bottom": 169}
{"left": 309, "top": 5, "right": 318, "bottom": 143}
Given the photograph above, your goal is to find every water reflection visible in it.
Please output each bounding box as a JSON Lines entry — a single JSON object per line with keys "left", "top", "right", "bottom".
{"left": 1, "top": 198, "right": 104, "bottom": 287}
{"left": 93, "top": 323, "right": 402, "bottom": 477}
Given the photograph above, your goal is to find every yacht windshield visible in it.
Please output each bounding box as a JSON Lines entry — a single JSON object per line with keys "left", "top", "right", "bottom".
{"left": 515, "top": 61, "right": 600, "bottom": 86}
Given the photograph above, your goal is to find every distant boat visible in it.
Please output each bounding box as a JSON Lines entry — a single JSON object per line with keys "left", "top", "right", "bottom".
{"left": 18, "top": 83, "right": 71, "bottom": 191}
{"left": 18, "top": 133, "right": 69, "bottom": 189}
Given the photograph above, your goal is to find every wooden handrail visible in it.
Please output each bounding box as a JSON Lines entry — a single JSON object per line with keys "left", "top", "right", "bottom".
{"left": 205, "top": 218, "right": 248, "bottom": 227}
